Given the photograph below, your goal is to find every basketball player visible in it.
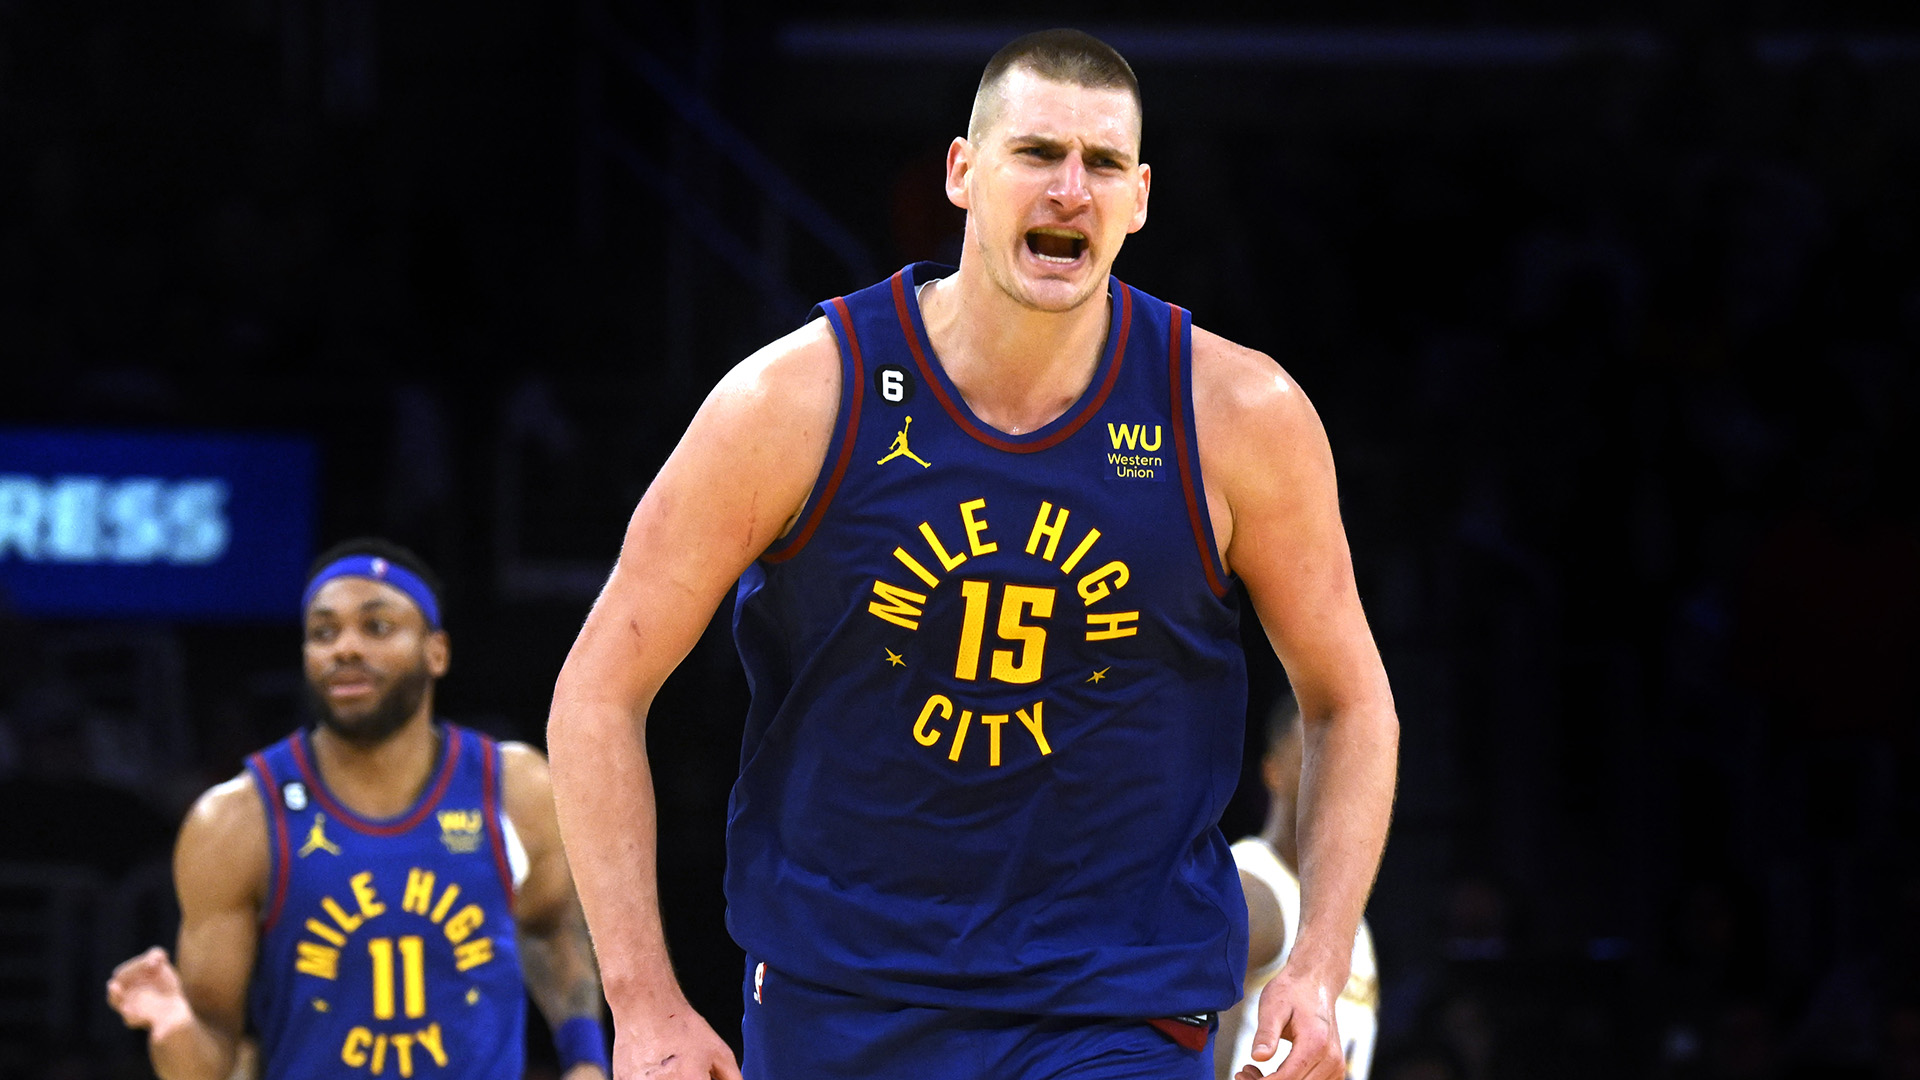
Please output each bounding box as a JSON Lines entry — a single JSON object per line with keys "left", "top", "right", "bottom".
{"left": 548, "top": 29, "right": 1398, "bottom": 1080}
{"left": 106, "top": 539, "right": 611, "bottom": 1080}
{"left": 1219, "top": 693, "right": 1379, "bottom": 1080}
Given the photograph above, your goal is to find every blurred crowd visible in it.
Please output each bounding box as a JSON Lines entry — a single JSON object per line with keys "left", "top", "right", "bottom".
{"left": 3, "top": 3, "right": 1917, "bottom": 1077}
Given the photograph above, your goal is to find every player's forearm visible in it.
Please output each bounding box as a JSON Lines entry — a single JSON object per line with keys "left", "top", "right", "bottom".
{"left": 546, "top": 693, "right": 681, "bottom": 1018}
{"left": 519, "top": 899, "right": 606, "bottom": 1027}
{"left": 145, "top": 1003, "right": 241, "bottom": 1080}
{"left": 1290, "top": 695, "right": 1397, "bottom": 988}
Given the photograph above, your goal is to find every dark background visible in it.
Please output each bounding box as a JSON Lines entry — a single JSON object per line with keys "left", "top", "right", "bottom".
{"left": 2, "top": 1, "right": 1918, "bottom": 1077}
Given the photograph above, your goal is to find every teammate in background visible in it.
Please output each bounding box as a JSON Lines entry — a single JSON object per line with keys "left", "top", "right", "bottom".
{"left": 549, "top": 28, "right": 1397, "bottom": 1080}
{"left": 1219, "top": 693, "right": 1379, "bottom": 1080}
{"left": 107, "top": 538, "right": 610, "bottom": 1080}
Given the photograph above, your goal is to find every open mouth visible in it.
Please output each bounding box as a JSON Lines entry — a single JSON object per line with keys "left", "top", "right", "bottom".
{"left": 1025, "top": 227, "right": 1087, "bottom": 264}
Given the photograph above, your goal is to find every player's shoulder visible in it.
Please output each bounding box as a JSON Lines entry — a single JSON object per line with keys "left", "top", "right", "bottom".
{"left": 706, "top": 315, "right": 841, "bottom": 422}
{"left": 495, "top": 740, "right": 551, "bottom": 792}
{"left": 1188, "top": 323, "right": 1316, "bottom": 431}
{"left": 175, "top": 772, "right": 270, "bottom": 903}
{"left": 184, "top": 771, "right": 269, "bottom": 844}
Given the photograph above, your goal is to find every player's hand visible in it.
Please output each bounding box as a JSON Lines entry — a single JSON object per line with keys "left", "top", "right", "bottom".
{"left": 106, "top": 946, "right": 195, "bottom": 1041}
{"left": 1239, "top": 967, "right": 1343, "bottom": 1080}
{"left": 612, "top": 1000, "right": 742, "bottom": 1080}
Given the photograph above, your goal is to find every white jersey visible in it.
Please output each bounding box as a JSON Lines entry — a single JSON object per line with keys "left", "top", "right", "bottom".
{"left": 1226, "top": 837, "right": 1378, "bottom": 1080}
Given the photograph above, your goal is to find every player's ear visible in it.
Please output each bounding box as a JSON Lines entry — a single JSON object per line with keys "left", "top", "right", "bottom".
{"left": 1127, "top": 162, "right": 1150, "bottom": 234}
{"left": 946, "top": 136, "right": 973, "bottom": 211}
{"left": 425, "top": 630, "right": 451, "bottom": 678}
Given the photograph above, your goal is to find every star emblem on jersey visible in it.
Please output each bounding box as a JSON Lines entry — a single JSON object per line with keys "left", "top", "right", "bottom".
{"left": 466, "top": 988, "right": 480, "bottom": 1006}
{"left": 876, "top": 416, "right": 931, "bottom": 468}
{"left": 884, "top": 648, "right": 906, "bottom": 667}
{"left": 312, "top": 998, "right": 329, "bottom": 1012}
{"left": 1087, "top": 668, "right": 1110, "bottom": 683}
{"left": 298, "top": 812, "right": 342, "bottom": 857}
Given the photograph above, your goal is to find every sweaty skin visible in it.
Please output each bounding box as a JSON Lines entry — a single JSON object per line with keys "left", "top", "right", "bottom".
{"left": 548, "top": 64, "right": 1396, "bottom": 1080}
{"left": 107, "top": 578, "right": 609, "bottom": 1080}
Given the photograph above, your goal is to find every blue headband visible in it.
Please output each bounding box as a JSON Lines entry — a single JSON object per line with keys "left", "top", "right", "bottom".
{"left": 301, "top": 555, "right": 442, "bottom": 629}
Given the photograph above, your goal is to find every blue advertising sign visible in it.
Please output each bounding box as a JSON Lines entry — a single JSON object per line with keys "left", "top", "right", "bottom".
{"left": 0, "top": 428, "right": 317, "bottom": 619}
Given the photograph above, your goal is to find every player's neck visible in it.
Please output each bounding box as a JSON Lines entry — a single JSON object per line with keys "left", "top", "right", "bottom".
{"left": 309, "top": 705, "right": 441, "bottom": 819}
{"left": 1260, "top": 809, "right": 1300, "bottom": 872}
{"left": 920, "top": 267, "right": 1110, "bottom": 435}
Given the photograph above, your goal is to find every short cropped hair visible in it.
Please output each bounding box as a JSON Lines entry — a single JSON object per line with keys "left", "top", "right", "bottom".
{"left": 968, "top": 28, "right": 1142, "bottom": 143}
{"left": 307, "top": 536, "right": 445, "bottom": 613}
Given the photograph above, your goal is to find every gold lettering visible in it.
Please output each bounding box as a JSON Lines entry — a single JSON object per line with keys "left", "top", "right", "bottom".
{"left": 991, "top": 585, "right": 1053, "bottom": 684}
{"left": 982, "top": 714, "right": 1008, "bottom": 766}
{"left": 918, "top": 521, "right": 967, "bottom": 571}
{"left": 416, "top": 1024, "right": 448, "bottom": 1068}
{"left": 350, "top": 871, "right": 386, "bottom": 920}
{"left": 369, "top": 938, "right": 395, "bottom": 1018}
{"left": 1085, "top": 611, "right": 1140, "bottom": 640}
{"left": 959, "top": 499, "right": 997, "bottom": 556}
{"left": 370, "top": 1033, "right": 389, "bottom": 1076}
{"left": 342, "top": 1027, "right": 372, "bottom": 1068}
{"left": 868, "top": 580, "right": 928, "bottom": 631}
{"left": 1016, "top": 703, "right": 1052, "bottom": 756}
{"left": 444, "top": 904, "right": 485, "bottom": 945}
{"left": 913, "top": 696, "right": 951, "bottom": 747}
{"left": 321, "top": 896, "right": 364, "bottom": 936}
{"left": 392, "top": 1033, "right": 416, "bottom": 1078}
{"left": 402, "top": 869, "right": 435, "bottom": 915}
{"left": 454, "top": 937, "right": 495, "bottom": 971}
{"left": 1076, "top": 561, "right": 1130, "bottom": 605}
{"left": 954, "top": 580, "right": 990, "bottom": 680}
{"left": 295, "top": 941, "right": 339, "bottom": 980}
{"left": 429, "top": 883, "right": 460, "bottom": 924}
{"left": 1140, "top": 425, "right": 1163, "bottom": 451}
{"left": 1059, "top": 529, "right": 1101, "bottom": 574}
{"left": 891, "top": 547, "right": 940, "bottom": 588}
{"left": 1107, "top": 422, "right": 1139, "bottom": 450}
{"left": 305, "top": 918, "right": 347, "bottom": 949}
{"left": 948, "top": 710, "right": 974, "bottom": 762}
{"left": 1026, "top": 502, "right": 1070, "bottom": 562}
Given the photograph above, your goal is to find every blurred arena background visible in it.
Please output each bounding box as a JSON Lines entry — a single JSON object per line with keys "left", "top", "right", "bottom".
{"left": 2, "top": 1, "right": 1917, "bottom": 1077}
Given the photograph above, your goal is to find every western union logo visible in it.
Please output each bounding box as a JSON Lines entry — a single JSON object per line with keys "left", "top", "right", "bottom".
{"left": 1105, "top": 423, "right": 1162, "bottom": 451}
{"left": 437, "top": 809, "right": 484, "bottom": 855}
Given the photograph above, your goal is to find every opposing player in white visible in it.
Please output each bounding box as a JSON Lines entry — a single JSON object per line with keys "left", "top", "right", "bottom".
{"left": 1220, "top": 693, "right": 1379, "bottom": 1080}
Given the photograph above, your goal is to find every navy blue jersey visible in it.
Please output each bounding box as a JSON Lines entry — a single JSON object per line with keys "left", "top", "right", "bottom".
{"left": 245, "top": 723, "right": 524, "bottom": 1080}
{"left": 729, "top": 263, "right": 1250, "bottom": 1017}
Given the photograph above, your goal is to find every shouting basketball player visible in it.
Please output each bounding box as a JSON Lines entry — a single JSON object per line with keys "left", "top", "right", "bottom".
{"left": 548, "top": 29, "right": 1398, "bottom": 1080}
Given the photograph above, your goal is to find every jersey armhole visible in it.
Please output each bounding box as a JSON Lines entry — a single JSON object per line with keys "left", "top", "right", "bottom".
{"left": 477, "top": 735, "right": 517, "bottom": 914}
{"left": 763, "top": 297, "right": 865, "bottom": 563}
{"left": 244, "top": 753, "right": 292, "bottom": 933}
{"left": 1168, "top": 305, "right": 1232, "bottom": 598}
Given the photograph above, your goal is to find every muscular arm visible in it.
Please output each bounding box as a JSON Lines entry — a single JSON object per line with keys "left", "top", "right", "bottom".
{"left": 106, "top": 776, "right": 267, "bottom": 1080}
{"left": 1195, "top": 327, "right": 1399, "bottom": 1079}
{"left": 546, "top": 320, "right": 840, "bottom": 1080}
{"left": 503, "top": 743, "right": 608, "bottom": 1080}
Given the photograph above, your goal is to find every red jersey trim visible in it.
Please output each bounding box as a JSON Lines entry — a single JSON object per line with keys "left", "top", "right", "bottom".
{"left": 290, "top": 726, "right": 462, "bottom": 837}
{"left": 1168, "top": 305, "right": 1231, "bottom": 599}
{"left": 765, "top": 296, "right": 865, "bottom": 564}
{"left": 889, "top": 271, "right": 1131, "bottom": 454}
{"left": 246, "top": 752, "right": 292, "bottom": 932}
{"left": 478, "top": 735, "right": 516, "bottom": 914}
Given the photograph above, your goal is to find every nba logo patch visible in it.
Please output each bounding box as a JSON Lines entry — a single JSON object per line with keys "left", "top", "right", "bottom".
{"left": 754, "top": 962, "right": 765, "bottom": 1004}
{"left": 282, "top": 781, "right": 308, "bottom": 811}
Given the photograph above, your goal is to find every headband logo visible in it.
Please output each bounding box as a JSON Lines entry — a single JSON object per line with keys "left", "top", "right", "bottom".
{"left": 371, "top": 557, "right": 389, "bottom": 578}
